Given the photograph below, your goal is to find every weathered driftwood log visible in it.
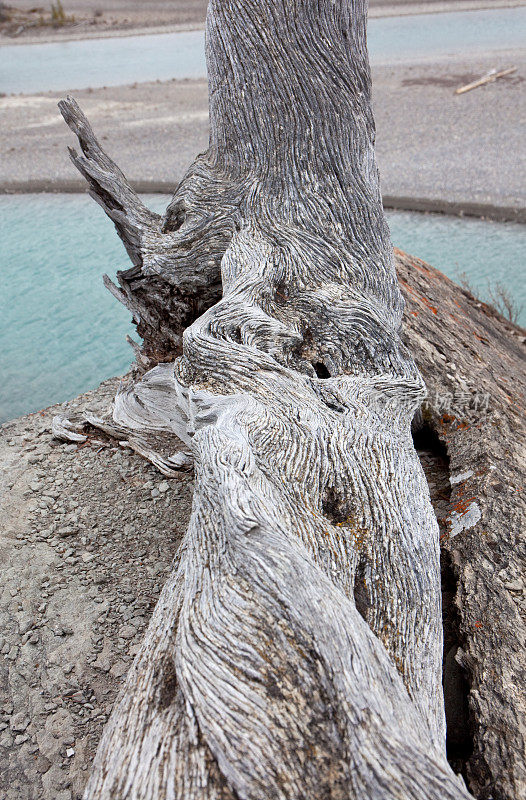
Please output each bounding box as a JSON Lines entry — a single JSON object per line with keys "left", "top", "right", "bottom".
{"left": 58, "top": 1, "right": 524, "bottom": 798}
{"left": 398, "top": 252, "right": 526, "bottom": 800}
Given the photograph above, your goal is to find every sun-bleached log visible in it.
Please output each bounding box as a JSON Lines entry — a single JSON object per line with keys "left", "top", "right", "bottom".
{"left": 60, "top": 1, "right": 479, "bottom": 797}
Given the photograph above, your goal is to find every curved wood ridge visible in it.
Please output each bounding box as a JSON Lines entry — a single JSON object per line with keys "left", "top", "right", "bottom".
{"left": 61, "top": 1, "right": 477, "bottom": 797}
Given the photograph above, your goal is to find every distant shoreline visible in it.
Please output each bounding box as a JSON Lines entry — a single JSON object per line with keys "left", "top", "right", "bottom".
{"left": 1, "top": 182, "right": 524, "bottom": 224}
{"left": 1, "top": 0, "right": 525, "bottom": 46}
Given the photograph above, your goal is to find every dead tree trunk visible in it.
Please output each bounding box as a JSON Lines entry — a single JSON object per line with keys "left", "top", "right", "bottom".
{"left": 60, "top": 1, "right": 477, "bottom": 797}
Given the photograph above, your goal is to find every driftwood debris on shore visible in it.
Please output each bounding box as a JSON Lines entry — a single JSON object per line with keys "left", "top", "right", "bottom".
{"left": 58, "top": 1, "right": 525, "bottom": 798}
{"left": 455, "top": 67, "right": 517, "bottom": 95}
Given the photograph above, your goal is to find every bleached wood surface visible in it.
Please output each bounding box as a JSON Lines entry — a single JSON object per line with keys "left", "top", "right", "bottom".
{"left": 59, "top": 1, "right": 480, "bottom": 797}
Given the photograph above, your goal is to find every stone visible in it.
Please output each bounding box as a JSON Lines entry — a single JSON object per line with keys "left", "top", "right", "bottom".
{"left": 36, "top": 729, "right": 63, "bottom": 761}
{"left": 10, "top": 711, "right": 30, "bottom": 732}
{"left": 46, "top": 708, "right": 74, "bottom": 739}
{"left": 118, "top": 624, "right": 137, "bottom": 639}
{"left": 110, "top": 660, "right": 128, "bottom": 678}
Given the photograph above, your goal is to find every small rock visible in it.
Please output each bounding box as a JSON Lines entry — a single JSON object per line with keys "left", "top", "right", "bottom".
{"left": 118, "top": 624, "right": 137, "bottom": 640}
{"left": 158, "top": 481, "right": 170, "bottom": 493}
{"left": 94, "top": 654, "right": 111, "bottom": 672}
{"left": 6, "top": 645, "right": 19, "bottom": 660}
{"left": 10, "top": 712, "right": 30, "bottom": 732}
{"left": 110, "top": 660, "right": 128, "bottom": 678}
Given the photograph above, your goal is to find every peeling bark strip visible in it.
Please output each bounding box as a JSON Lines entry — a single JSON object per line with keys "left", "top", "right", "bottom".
{"left": 61, "top": 1, "right": 475, "bottom": 797}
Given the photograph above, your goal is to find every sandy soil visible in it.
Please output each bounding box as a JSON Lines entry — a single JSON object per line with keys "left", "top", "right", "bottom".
{"left": 2, "top": 0, "right": 525, "bottom": 42}
{"left": 2, "top": 54, "right": 524, "bottom": 219}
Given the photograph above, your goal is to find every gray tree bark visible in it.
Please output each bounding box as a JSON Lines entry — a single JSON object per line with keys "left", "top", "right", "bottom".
{"left": 58, "top": 1, "right": 481, "bottom": 797}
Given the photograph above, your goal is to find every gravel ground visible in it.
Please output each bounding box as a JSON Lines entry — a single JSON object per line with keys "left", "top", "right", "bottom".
{"left": 0, "top": 378, "right": 193, "bottom": 800}
{"left": 2, "top": 54, "right": 524, "bottom": 217}
{"left": 0, "top": 377, "right": 454, "bottom": 799}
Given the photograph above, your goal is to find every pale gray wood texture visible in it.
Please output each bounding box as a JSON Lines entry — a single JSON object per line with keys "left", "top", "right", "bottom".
{"left": 54, "top": 0, "right": 514, "bottom": 797}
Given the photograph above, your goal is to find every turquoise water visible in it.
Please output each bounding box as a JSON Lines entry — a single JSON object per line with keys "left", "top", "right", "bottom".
{"left": 0, "top": 194, "right": 524, "bottom": 423}
{"left": 387, "top": 210, "right": 526, "bottom": 321}
{"left": 0, "top": 193, "right": 167, "bottom": 424}
{"left": 1, "top": 7, "right": 525, "bottom": 94}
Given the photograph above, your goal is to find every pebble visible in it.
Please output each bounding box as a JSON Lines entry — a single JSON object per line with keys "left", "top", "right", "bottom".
{"left": 10, "top": 712, "right": 30, "bottom": 732}
{"left": 118, "top": 625, "right": 137, "bottom": 640}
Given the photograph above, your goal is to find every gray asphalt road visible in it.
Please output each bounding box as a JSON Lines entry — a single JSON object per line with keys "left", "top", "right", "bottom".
{"left": 1, "top": 54, "right": 525, "bottom": 217}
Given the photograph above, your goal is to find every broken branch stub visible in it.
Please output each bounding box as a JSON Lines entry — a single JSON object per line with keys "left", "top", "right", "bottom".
{"left": 59, "top": 96, "right": 224, "bottom": 364}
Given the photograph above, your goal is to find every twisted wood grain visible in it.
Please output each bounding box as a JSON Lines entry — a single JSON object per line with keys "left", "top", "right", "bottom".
{"left": 61, "top": 1, "right": 476, "bottom": 797}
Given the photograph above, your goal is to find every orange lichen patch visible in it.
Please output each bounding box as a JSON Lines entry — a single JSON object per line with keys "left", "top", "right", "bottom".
{"left": 418, "top": 295, "right": 438, "bottom": 314}
{"left": 410, "top": 310, "right": 419, "bottom": 317}
{"left": 450, "top": 481, "right": 476, "bottom": 515}
{"left": 440, "top": 413, "right": 456, "bottom": 425}
{"left": 474, "top": 621, "right": 483, "bottom": 629}
{"left": 452, "top": 497, "right": 476, "bottom": 514}
{"left": 334, "top": 518, "right": 368, "bottom": 550}
{"left": 401, "top": 279, "right": 439, "bottom": 314}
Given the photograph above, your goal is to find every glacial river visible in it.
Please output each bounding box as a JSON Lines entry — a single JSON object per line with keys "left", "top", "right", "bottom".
{"left": 1, "top": 7, "right": 525, "bottom": 95}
